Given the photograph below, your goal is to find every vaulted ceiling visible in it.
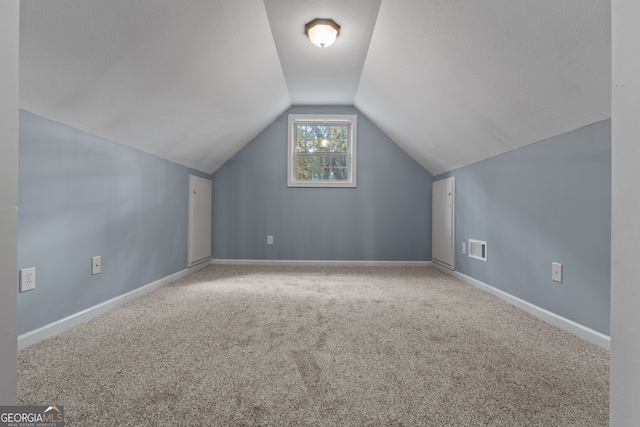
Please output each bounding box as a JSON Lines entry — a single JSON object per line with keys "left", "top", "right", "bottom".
{"left": 19, "top": 0, "right": 610, "bottom": 176}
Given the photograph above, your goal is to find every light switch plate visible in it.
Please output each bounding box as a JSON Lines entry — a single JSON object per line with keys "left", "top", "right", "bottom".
{"left": 552, "top": 262, "right": 562, "bottom": 282}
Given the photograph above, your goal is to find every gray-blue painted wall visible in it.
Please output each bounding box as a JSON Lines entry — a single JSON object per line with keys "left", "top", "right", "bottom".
{"left": 18, "top": 107, "right": 610, "bottom": 339}
{"left": 436, "top": 120, "right": 611, "bottom": 335}
{"left": 212, "top": 106, "right": 434, "bottom": 261}
{"left": 18, "top": 111, "right": 208, "bottom": 334}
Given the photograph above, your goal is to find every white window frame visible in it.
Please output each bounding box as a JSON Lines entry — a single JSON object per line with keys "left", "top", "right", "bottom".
{"left": 287, "top": 114, "right": 357, "bottom": 188}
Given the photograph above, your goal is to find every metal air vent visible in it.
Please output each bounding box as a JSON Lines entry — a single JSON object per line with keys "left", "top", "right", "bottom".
{"left": 469, "top": 239, "right": 487, "bottom": 262}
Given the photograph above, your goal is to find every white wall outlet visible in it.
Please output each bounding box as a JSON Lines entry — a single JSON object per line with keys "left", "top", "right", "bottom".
{"left": 462, "top": 242, "right": 466, "bottom": 254}
{"left": 552, "top": 262, "right": 563, "bottom": 282}
{"left": 19, "top": 267, "right": 36, "bottom": 292}
{"left": 92, "top": 256, "right": 101, "bottom": 275}
{"left": 267, "top": 235, "right": 274, "bottom": 245}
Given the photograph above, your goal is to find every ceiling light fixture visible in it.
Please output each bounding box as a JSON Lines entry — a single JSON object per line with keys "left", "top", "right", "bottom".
{"left": 305, "top": 18, "right": 340, "bottom": 48}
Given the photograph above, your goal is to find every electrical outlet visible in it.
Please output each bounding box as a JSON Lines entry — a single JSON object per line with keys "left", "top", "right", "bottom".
{"left": 20, "top": 267, "right": 36, "bottom": 292}
{"left": 92, "top": 256, "right": 101, "bottom": 275}
{"left": 552, "top": 262, "right": 563, "bottom": 283}
{"left": 267, "top": 235, "right": 274, "bottom": 245}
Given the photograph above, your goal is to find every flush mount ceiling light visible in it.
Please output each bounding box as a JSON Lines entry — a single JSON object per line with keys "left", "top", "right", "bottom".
{"left": 305, "top": 18, "right": 340, "bottom": 48}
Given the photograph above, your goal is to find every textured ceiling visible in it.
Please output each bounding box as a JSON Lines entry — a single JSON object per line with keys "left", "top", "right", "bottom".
{"left": 19, "top": 0, "right": 611, "bottom": 175}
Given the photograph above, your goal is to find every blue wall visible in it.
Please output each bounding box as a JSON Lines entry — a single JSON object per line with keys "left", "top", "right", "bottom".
{"left": 436, "top": 120, "right": 611, "bottom": 334}
{"left": 212, "top": 106, "right": 433, "bottom": 261}
{"left": 19, "top": 107, "right": 609, "bottom": 338}
{"left": 18, "top": 111, "right": 208, "bottom": 334}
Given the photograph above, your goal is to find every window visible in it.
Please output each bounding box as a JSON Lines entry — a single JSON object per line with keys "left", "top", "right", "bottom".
{"left": 287, "top": 114, "right": 357, "bottom": 187}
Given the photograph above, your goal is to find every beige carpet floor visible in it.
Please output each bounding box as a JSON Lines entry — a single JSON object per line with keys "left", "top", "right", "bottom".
{"left": 18, "top": 265, "right": 609, "bottom": 426}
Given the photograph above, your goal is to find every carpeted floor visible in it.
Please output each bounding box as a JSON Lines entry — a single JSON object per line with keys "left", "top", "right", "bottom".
{"left": 18, "top": 265, "right": 609, "bottom": 426}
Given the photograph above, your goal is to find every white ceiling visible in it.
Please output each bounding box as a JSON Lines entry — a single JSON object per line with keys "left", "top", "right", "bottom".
{"left": 355, "top": 0, "right": 611, "bottom": 175}
{"left": 19, "top": 0, "right": 611, "bottom": 175}
{"left": 264, "top": 0, "right": 381, "bottom": 105}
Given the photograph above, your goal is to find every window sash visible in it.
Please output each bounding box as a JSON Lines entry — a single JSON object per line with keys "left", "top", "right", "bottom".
{"left": 295, "top": 153, "right": 350, "bottom": 181}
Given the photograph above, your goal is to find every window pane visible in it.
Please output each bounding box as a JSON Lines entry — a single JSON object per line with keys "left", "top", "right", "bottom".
{"left": 296, "top": 167, "right": 312, "bottom": 180}
{"left": 296, "top": 138, "right": 306, "bottom": 152}
{"left": 297, "top": 156, "right": 312, "bottom": 167}
{"left": 310, "top": 156, "right": 321, "bottom": 168}
{"left": 312, "top": 167, "right": 326, "bottom": 180}
{"left": 297, "top": 126, "right": 316, "bottom": 152}
{"left": 331, "top": 156, "right": 347, "bottom": 167}
{"left": 297, "top": 156, "right": 314, "bottom": 180}
{"left": 309, "top": 139, "right": 318, "bottom": 152}
{"left": 314, "top": 126, "right": 328, "bottom": 152}
{"left": 324, "top": 167, "right": 338, "bottom": 180}
{"left": 331, "top": 168, "right": 348, "bottom": 180}
{"left": 303, "top": 125, "right": 313, "bottom": 139}
{"left": 331, "top": 126, "right": 348, "bottom": 152}
{"left": 311, "top": 136, "right": 321, "bottom": 152}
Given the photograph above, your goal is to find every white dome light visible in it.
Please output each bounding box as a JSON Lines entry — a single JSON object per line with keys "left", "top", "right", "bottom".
{"left": 305, "top": 18, "right": 340, "bottom": 48}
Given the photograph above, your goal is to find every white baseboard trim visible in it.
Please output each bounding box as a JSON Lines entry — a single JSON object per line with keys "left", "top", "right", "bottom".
{"left": 211, "top": 259, "right": 433, "bottom": 267}
{"left": 18, "top": 262, "right": 210, "bottom": 351}
{"left": 434, "top": 265, "right": 610, "bottom": 350}
{"left": 22, "top": 260, "right": 607, "bottom": 351}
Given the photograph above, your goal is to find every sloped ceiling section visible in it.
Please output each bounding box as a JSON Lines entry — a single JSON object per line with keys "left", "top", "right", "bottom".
{"left": 355, "top": 0, "right": 611, "bottom": 175}
{"left": 20, "top": 0, "right": 290, "bottom": 173}
{"left": 19, "top": 0, "right": 610, "bottom": 175}
{"left": 264, "top": 0, "right": 381, "bottom": 105}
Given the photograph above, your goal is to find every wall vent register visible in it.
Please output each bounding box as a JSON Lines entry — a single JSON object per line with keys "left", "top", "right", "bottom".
{"left": 469, "top": 239, "right": 487, "bottom": 261}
